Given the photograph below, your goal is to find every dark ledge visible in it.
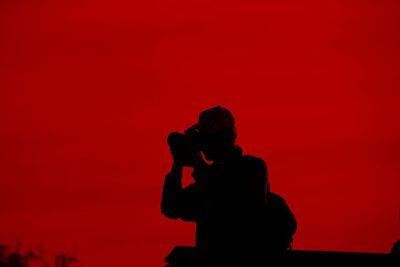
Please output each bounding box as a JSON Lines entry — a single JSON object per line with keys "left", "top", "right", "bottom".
{"left": 165, "top": 246, "right": 400, "bottom": 267}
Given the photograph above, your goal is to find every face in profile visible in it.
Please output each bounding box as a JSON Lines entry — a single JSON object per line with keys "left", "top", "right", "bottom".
{"left": 200, "top": 138, "right": 219, "bottom": 161}
{"left": 198, "top": 128, "right": 236, "bottom": 161}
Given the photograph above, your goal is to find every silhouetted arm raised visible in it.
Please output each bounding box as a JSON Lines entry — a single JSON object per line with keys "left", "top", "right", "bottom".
{"left": 161, "top": 160, "right": 211, "bottom": 222}
{"left": 161, "top": 162, "right": 184, "bottom": 219}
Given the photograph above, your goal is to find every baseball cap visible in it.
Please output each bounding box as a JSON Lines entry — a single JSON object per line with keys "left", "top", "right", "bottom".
{"left": 187, "top": 105, "right": 235, "bottom": 135}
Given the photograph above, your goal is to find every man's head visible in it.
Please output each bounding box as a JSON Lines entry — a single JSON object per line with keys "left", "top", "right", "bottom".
{"left": 186, "top": 106, "right": 237, "bottom": 161}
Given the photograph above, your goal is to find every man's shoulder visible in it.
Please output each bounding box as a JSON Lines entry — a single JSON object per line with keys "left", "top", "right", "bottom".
{"left": 241, "top": 154, "right": 266, "bottom": 163}
{"left": 240, "top": 154, "right": 267, "bottom": 169}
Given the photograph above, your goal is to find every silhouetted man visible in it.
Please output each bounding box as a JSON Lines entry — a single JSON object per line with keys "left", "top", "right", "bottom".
{"left": 161, "top": 106, "right": 269, "bottom": 256}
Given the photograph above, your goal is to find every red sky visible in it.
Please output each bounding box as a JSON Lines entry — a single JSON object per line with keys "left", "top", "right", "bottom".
{"left": 1, "top": 1, "right": 400, "bottom": 266}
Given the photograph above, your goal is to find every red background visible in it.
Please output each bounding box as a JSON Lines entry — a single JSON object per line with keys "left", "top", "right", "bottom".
{"left": 1, "top": 1, "right": 399, "bottom": 266}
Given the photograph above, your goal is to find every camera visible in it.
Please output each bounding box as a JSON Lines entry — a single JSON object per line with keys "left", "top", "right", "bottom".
{"left": 167, "top": 128, "right": 202, "bottom": 151}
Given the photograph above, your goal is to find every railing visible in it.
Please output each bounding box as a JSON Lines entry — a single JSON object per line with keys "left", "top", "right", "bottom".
{"left": 165, "top": 246, "right": 400, "bottom": 267}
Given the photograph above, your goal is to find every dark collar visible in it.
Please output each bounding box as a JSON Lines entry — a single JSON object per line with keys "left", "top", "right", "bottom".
{"left": 214, "top": 145, "right": 243, "bottom": 165}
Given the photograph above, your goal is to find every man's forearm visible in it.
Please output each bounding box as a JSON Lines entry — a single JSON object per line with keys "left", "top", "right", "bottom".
{"left": 170, "top": 162, "right": 183, "bottom": 177}
{"left": 160, "top": 163, "right": 184, "bottom": 219}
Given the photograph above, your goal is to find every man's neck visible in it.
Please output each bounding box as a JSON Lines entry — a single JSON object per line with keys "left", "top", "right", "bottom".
{"left": 215, "top": 145, "right": 242, "bottom": 163}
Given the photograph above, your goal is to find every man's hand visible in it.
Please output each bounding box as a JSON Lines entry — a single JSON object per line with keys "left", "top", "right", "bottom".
{"left": 169, "top": 145, "right": 203, "bottom": 168}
